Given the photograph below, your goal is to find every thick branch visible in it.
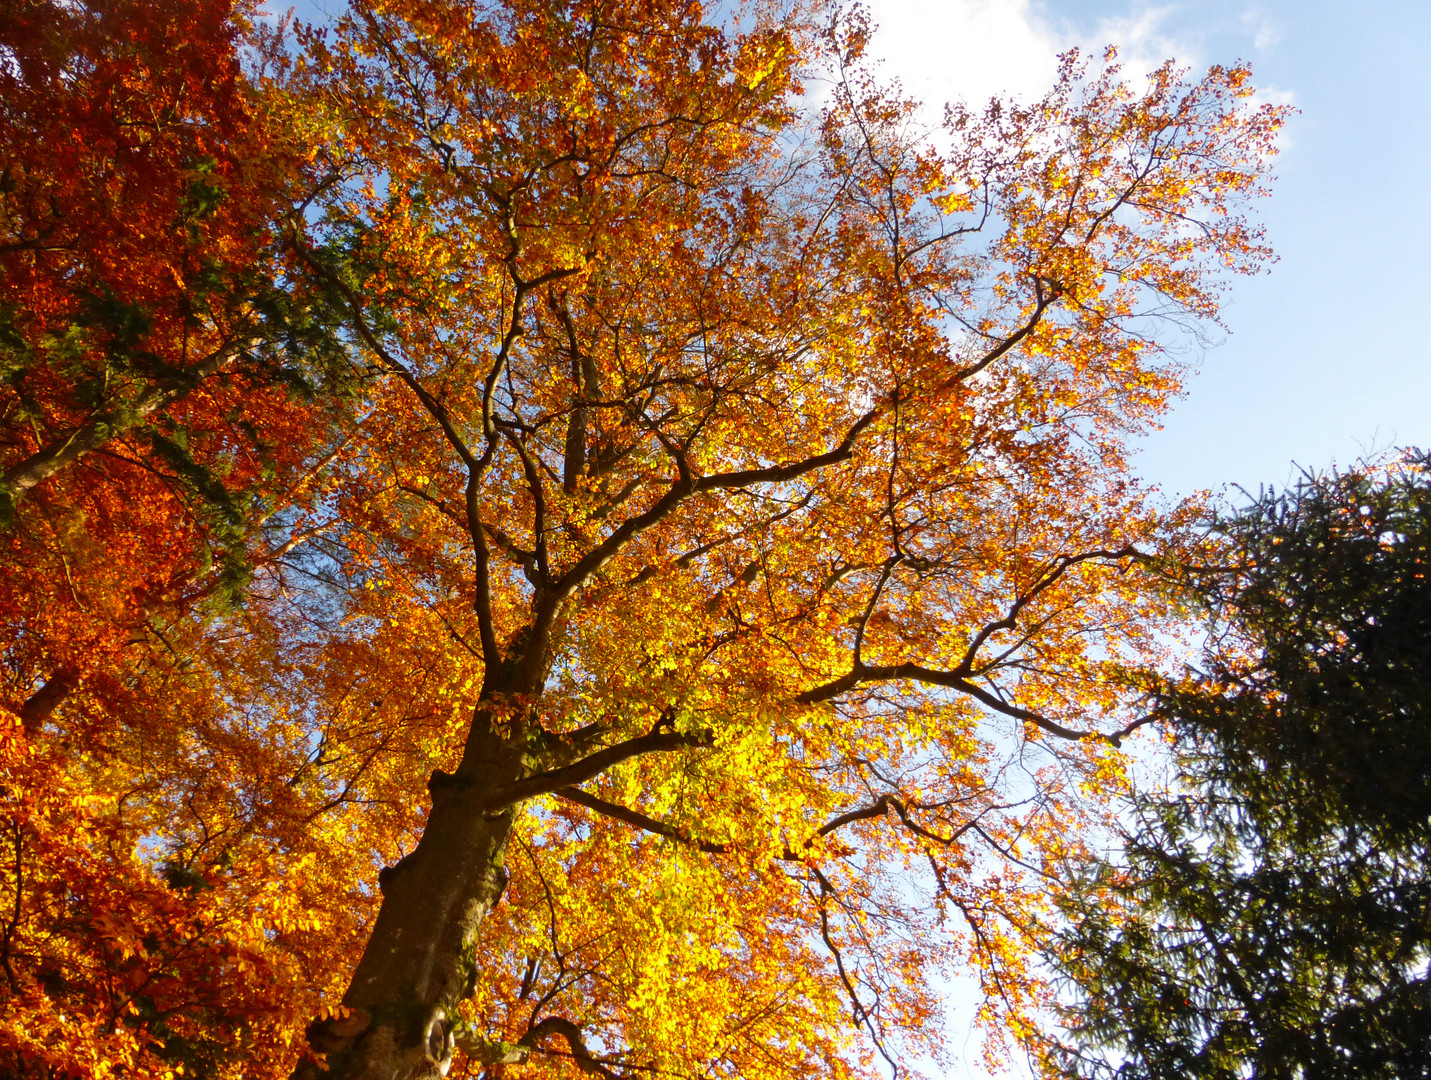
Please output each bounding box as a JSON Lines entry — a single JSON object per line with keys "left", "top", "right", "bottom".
{"left": 952, "top": 547, "right": 1140, "bottom": 677}
{"left": 485, "top": 728, "right": 713, "bottom": 810}
{"left": 798, "top": 546, "right": 1145, "bottom": 742}
{"left": 798, "top": 661, "right": 1094, "bottom": 741}
{"left": 453, "top": 1017, "right": 619, "bottom": 1078}
{"left": 501, "top": 428, "right": 551, "bottom": 585}
{"left": 815, "top": 795, "right": 897, "bottom": 838}
{"left": 693, "top": 405, "right": 882, "bottom": 494}
{"left": 455, "top": 1015, "right": 620, "bottom": 1078}
{"left": 851, "top": 558, "right": 901, "bottom": 667}
{"left": 557, "top": 787, "right": 973, "bottom": 862}
{"left": 522, "top": 1017, "right": 621, "bottom": 1079}
{"left": 944, "top": 277, "right": 1060, "bottom": 385}
{"left": 549, "top": 403, "right": 884, "bottom": 604}
{"left": 18, "top": 673, "right": 73, "bottom": 736}
{"left": 548, "top": 459, "right": 698, "bottom": 601}
{"left": 557, "top": 298, "right": 599, "bottom": 492}
{"left": 556, "top": 787, "right": 729, "bottom": 854}
{"left": 609, "top": 492, "right": 813, "bottom": 597}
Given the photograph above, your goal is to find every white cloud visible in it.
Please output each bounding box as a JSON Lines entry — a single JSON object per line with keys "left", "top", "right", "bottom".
{"left": 1076, "top": 5, "right": 1193, "bottom": 82}
{"left": 864, "top": 0, "right": 1211, "bottom": 115}
{"left": 863, "top": 0, "right": 1062, "bottom": 109}
{"left": 1241, "top": 7, "right": 1283, "bottom": 51}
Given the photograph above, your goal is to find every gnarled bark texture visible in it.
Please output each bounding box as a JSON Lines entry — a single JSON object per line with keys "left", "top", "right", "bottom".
{"left": 297, "top": 717, "right": 523, "bottom": 1080}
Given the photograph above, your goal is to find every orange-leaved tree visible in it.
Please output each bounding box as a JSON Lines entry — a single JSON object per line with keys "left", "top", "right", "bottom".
{"left": 0, "top": 2, "right": 366, "bottom": 1075}
{"left": 280, "top": 1, "right": 1287, "bottom": 1078}
{"left": 0, "top": 0, "right": 1288, "bottom": 1077}
{"left": 0, "top": 0, "right": 350, "bottom": 722}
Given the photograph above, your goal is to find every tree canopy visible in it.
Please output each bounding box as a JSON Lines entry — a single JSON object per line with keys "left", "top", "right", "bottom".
{"left": 0, "top": 2, "right": 1288, "bottom": 1078}
{"left": 1050, "top": 453, "right": 1431, "bottom": 1080}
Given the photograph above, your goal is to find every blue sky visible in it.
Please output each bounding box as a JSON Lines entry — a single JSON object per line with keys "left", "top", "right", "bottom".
{"left": 868, "top": 0, "right": 1431, "bottom": 502}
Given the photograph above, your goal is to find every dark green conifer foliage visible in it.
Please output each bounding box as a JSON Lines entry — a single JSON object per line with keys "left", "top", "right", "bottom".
{"left": 1051, "top": 453, "right": 1431, "bottom": 1080}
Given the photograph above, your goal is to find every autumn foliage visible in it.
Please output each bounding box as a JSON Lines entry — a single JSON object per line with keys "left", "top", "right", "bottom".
{"left": 1, "top": 1, "right": 352, "bottom": 1073}
{"left": 0, "top": 1, "right": 1287, "bottom": 1077}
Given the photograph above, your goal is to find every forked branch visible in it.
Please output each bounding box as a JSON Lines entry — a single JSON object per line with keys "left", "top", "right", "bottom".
{"left": 798, "top": 546, "right": 1147, "bottom": 743}
{"left": 455, "top": 1016, "right": 621, "bottom": 1078}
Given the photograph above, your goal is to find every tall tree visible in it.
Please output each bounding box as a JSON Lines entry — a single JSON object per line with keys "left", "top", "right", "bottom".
{"left": 279, "top": 3, "right": 1286, "bottom": 1077}
{"left": 0, "top": 1, "right": 1289, "bottom": 1077}
{"left": 1048, "top": 453, "right": 1431, "bottom": 1080}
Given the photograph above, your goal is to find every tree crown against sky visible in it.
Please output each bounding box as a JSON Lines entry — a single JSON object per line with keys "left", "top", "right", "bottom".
{"left": 0, "top": 2, "right": 1287, "bottom": 1077}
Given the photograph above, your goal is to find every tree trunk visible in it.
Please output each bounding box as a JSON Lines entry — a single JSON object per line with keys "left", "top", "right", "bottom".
{"left": 297, "top": 717, "right": 524, "bottom": 1080}
{"left": 18, "top": 672, "right": 72, "bottom": 735}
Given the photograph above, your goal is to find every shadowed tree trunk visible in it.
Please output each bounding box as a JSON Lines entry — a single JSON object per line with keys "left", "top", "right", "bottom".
{"left": 297, "top": 703, "right": 523, "bottom": 1080}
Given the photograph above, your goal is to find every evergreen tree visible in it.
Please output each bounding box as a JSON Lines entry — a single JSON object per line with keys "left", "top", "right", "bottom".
{"left": 1051, "top": 452, "right": 1431, "bottom": 1080}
